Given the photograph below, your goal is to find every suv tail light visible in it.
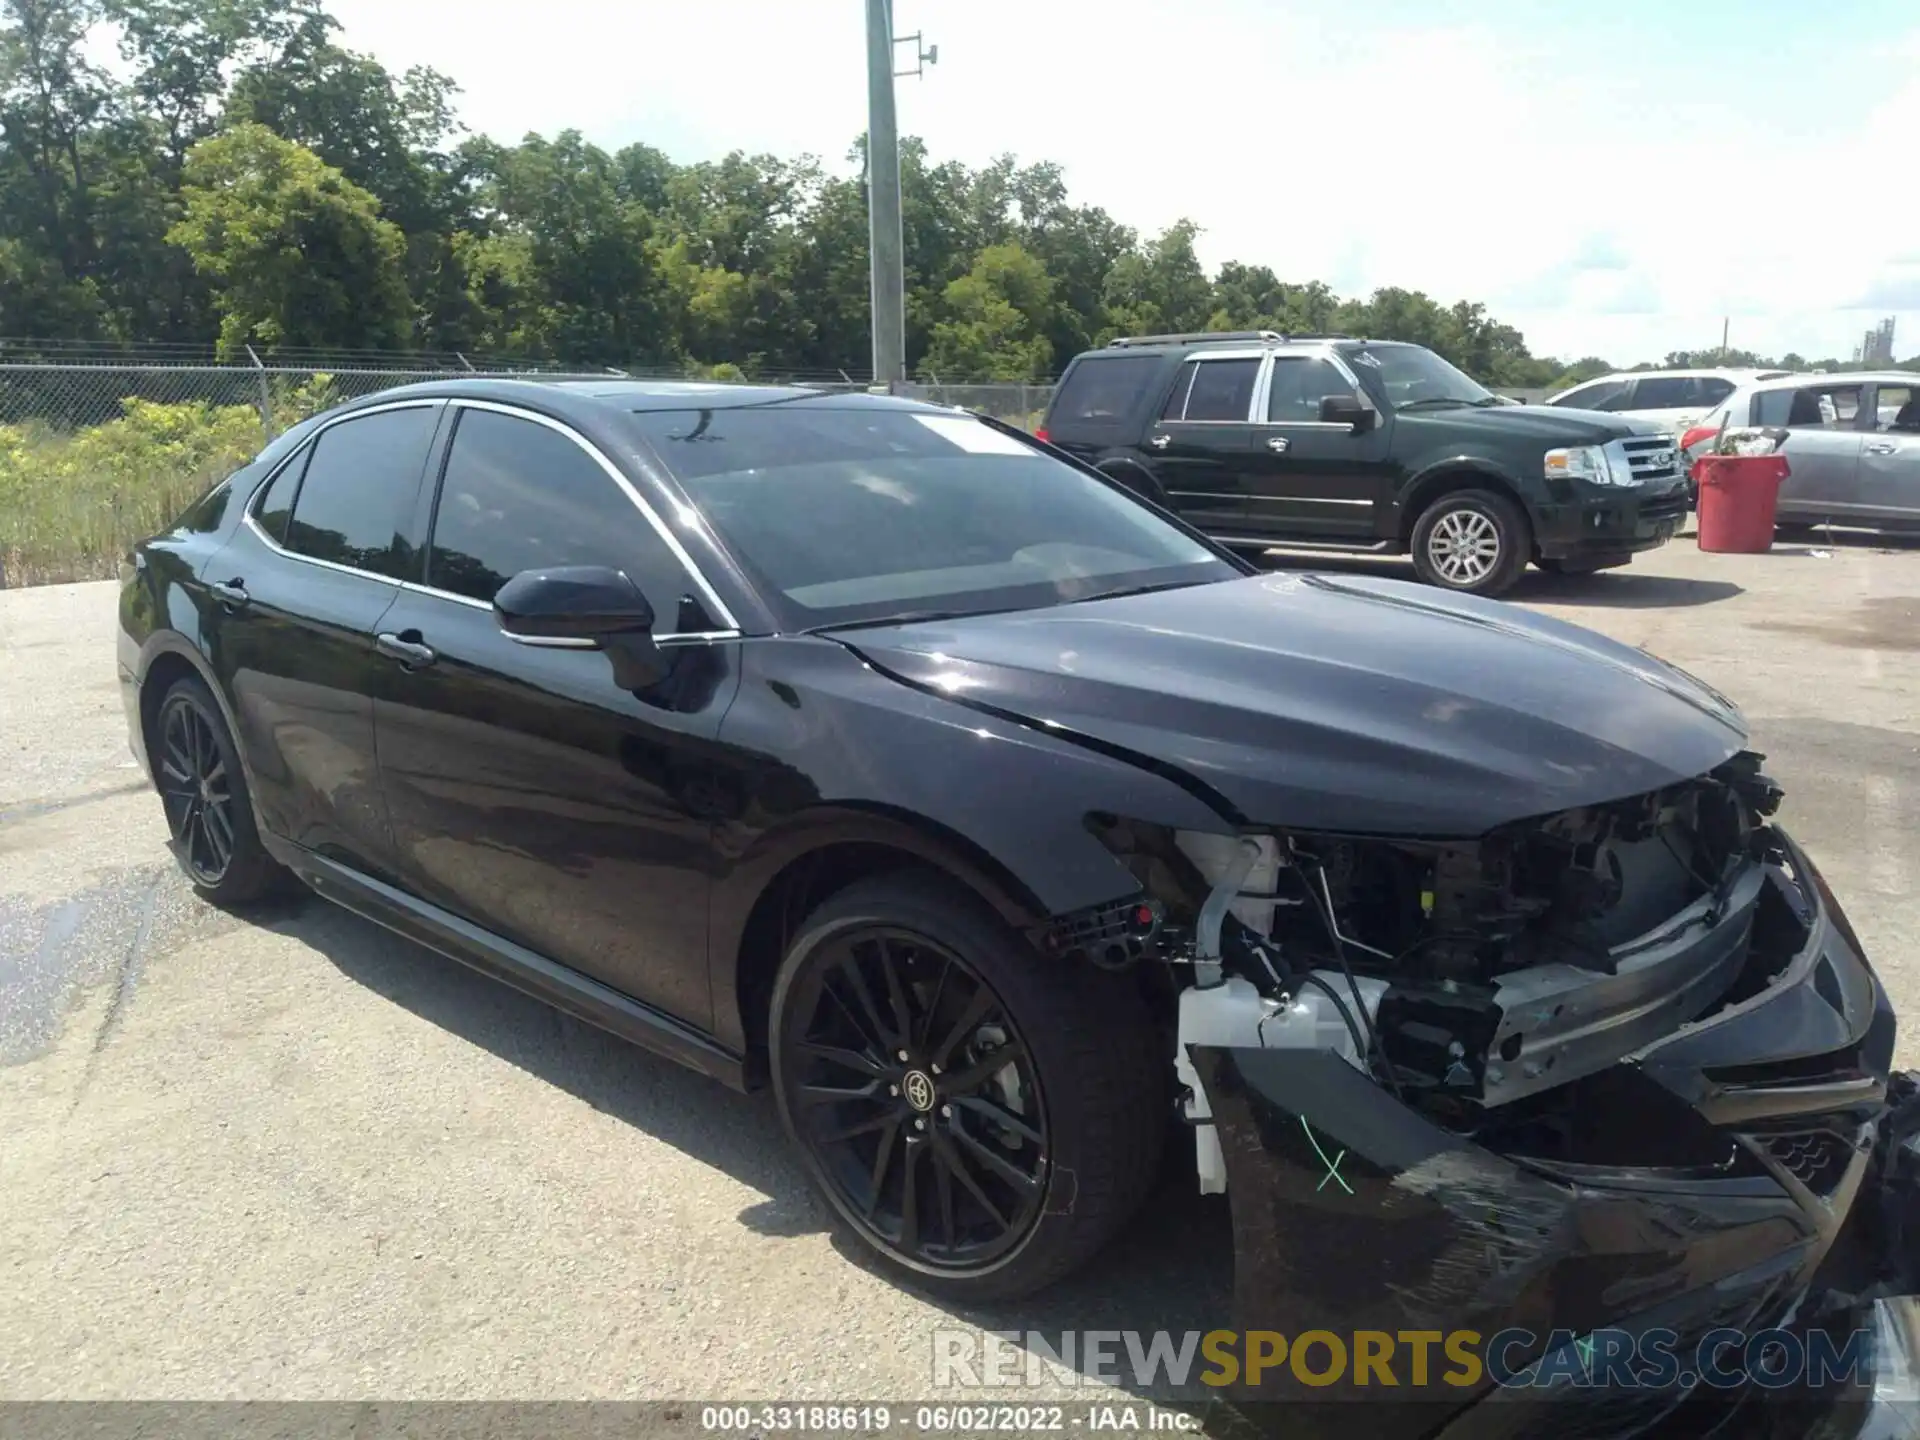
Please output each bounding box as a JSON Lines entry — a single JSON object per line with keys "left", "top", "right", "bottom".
{"left": 1034, "top": 427, "right": 1050, "bottom": 443}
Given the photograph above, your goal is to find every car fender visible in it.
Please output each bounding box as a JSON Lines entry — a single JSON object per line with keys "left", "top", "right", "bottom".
{"left": 1396, "top": 457, "right": 1533, "bottom": 538}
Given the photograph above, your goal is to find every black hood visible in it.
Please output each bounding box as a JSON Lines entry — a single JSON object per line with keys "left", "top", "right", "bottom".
{"left": 1399, "top": 403, "right": 1667, "bottom": 445}
{"left": 842, "top": 573, "right": 1748, "bottom": 836}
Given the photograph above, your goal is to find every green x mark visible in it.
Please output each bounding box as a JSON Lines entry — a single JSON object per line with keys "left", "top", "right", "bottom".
{"left": 1300, "top": 1116, "right": 1353, "bottom": 1195}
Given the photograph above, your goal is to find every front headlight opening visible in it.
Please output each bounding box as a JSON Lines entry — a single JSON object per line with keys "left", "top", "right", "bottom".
{"left": 1544, "top": 444, "right": 1628, "bottom": 486}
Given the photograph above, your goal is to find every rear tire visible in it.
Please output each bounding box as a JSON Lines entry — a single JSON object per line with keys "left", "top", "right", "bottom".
{"left": 151, "top": 677, "right": 286, "bottom": 906}
{"left": 770, "top": 872, "right": 1165, "bottom": 1301}
{"left": 1411, "top": 488, "right": 1530, "bottom": 596}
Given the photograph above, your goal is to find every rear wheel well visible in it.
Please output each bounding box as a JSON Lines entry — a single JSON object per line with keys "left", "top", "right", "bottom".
{"left": 735, "top": 843, "right": 961, "bottom": 1064}
{"left": 138, "top": 651, "right": 204, "bottom": 776}
{"left": 1400, "top": 468, "right": 1530, "bottom": 547}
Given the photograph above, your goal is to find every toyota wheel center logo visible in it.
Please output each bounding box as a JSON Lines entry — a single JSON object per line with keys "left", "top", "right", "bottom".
{"left": 902, "top": 1070, "right": 936, "bottom": 1112}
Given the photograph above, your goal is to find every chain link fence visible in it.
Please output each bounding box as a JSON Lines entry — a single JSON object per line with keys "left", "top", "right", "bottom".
{"left": 0, "top": 354, "right": 1055, "bottom": 589}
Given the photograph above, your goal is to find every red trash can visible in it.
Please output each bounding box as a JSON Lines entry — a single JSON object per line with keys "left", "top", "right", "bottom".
{"left": 1692, "top": 453, "right": 1790, "bottom": 553}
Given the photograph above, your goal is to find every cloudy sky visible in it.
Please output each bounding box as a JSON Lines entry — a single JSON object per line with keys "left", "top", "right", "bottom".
{"left": 323, "top": 0, "right": 1919, "bottom": 366}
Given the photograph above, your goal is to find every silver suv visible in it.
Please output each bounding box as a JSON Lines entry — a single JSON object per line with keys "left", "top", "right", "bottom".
{"left": 1681, "top": 371, "right": 1920, "bottom": 531}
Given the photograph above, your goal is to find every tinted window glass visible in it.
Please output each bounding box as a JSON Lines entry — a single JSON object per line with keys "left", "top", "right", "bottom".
{"left": 253, "top": 453, "right": 305, "bottom": 545}
{"left": 179, "top": 477, "right": 234, "bottom": 534}
{"left": 1266, "top": 357, "right": 1353, "bottom": 423}
{"left": 1698, "top": 378, "right": 1736, "bottom": 405}
{"left": 1049, "top": 355, "right": 1162, "bottom": 427}
{"left": 285, "top": 407, "right": 437, "bottom": 578}
{"left": 1183, "top": 359, "right": 1259, "bottom": 421}
{"left": 632, "top": 406, "right": 1232, "bottom": 629}
{"left": 1160, "top": 360, "right": 1198, "bottom": 419}
{"left": 1553, "top": 379, "right": 1630, "bottom": 411}
{"left": 1632, "top": 377, "right": 1701, "bottom": 408}
{"left": 428, "top": 408, "right": 692, "bottom": 621}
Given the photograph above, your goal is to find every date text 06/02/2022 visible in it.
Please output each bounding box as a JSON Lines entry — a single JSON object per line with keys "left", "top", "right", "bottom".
{"left": 698, "top": 1405, "right": 1201, "bottom": 1432}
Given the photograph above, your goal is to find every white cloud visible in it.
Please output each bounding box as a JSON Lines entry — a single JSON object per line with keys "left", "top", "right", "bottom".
{"left": 319, "top": 0, "right": 1920, "bottom": 364}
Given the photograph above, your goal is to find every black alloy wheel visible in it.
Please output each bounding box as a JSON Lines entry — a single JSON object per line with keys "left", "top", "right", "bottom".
{"left": 781, "top": 924, "right": 1050, "bottom": 1272}
{"left": 152, "top": 678, "right": 285, "bottom": 905}
{"left": 158, "top": 690, "right": 235, "bottom": 886}
{"left": 771, "top": 874, "right": 1165, "bottom": 1300}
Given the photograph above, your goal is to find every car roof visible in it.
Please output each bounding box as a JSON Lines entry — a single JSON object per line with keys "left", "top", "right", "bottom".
{"left": 1576, "top": 367, "right": 1787, "bottom": 384}
{"left": 330, "top": 375, "right": 948, "bottom": 417}
{"left": 1085, "top": 332, "right": 1382, "bottom": 358}
{"left": 1736, "top": 370, "right": 1917, "bottom": 392}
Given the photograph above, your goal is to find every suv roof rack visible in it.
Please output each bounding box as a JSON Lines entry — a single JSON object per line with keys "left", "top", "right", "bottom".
{"left": 1107, "top": 330, "right": 1281, "bottom": 348}
{"left": 1105, "top": 330, "right": 1355, "bottom": 349}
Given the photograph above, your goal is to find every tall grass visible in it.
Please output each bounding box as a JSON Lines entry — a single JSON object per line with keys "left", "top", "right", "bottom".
{"left": 0, "top": 379, "right": 338, "bottom": 587}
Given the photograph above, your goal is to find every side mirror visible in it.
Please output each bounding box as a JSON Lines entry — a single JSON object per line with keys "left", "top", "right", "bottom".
{"left": 493, "top": 565, "right": 654, "bottom": 644}
{"left": 1319, "top": 394, "right": 1374, "bottom": 432}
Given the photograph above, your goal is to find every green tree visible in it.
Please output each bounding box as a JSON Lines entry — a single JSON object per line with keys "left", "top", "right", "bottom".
{"left": 168, "top": 121, "right": 411, "bottom": 354}
{"left": 453, "top": 129, "right": 667, "bottom": 365}
{"left": 1101, "top": 220, "right": 1211, "bottom": 341}
{"left": 921, "top": 242, "right": 1056, "bottom": 381}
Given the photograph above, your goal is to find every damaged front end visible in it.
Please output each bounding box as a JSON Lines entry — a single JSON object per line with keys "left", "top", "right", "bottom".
{"left": 1072, "top": 751, "right": 1920, "bottom": 1436}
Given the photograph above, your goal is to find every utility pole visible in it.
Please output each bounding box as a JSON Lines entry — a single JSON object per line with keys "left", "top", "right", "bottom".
{"left": 1720, "top": 316, "right": 1729, "bottom": 359}
{"left": 864, "top": 0, "right": 906, "bottom": 391}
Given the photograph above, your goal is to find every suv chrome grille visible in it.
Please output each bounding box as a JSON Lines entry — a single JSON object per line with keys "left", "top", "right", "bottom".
{"left": 1620, "top": 435, "right": 1683, "bottom": 486}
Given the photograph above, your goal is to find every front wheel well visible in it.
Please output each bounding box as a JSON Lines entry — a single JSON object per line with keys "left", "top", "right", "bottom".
{"left": 734, "top": 843, "right": 967, "bottom": 1066}
{"left": 1399, "top": 467, "right": 1531, "bottom": 545}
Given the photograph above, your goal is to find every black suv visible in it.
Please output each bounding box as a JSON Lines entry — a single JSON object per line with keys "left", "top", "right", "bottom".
{"left": 1037, "top": 332, "right": 1691, "bottom": 595}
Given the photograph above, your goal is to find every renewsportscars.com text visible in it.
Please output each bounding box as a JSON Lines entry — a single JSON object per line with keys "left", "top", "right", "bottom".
{"left": 932, "top": 1326, "right": 1875, "bottom": 1391}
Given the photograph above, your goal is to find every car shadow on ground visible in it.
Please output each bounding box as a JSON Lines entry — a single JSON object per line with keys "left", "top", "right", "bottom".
{"left": 266, "top": 891, "right": 1236, "bottom": 1398}
{"left": 1251, "top": 550, "right": 1745, "bottom": 609}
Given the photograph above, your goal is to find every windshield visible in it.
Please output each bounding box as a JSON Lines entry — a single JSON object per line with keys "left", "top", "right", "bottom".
{"left": 1347, "top": 344, "right": 1496, "bottom": 409}
{"left": 630, "top": 404, "right": 1236, "bottom": 630}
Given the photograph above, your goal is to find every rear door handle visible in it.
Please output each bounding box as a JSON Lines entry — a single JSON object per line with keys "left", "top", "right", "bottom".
{"left": 1865, "top": 442, "right": 1897, "bottom": 455}
{"left": 1266, "top": 436, "right": 1291, "bottom": 453}
{"left": 1147, "top": 434, "right": 1171, "bottom": 450}
{"left": 208, "top": 578, "right": 249, "bottom": 610}
{"left": 375, "top": 631, "right": 437, "bottom": 669}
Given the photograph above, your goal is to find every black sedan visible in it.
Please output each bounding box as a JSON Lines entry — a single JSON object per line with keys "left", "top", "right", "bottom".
{"left": 118, "top": 380, "right": 1920, "bottom": 1427}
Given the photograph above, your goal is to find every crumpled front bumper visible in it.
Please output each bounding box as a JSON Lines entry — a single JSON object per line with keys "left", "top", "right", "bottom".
{"left": 1193, "top": 830, "right": 1920, "bottom": 1439}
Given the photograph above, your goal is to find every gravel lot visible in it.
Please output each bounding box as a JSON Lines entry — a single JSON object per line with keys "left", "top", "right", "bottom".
{"left": 2, "top": 534, "right": 1916, "bottom": 1410}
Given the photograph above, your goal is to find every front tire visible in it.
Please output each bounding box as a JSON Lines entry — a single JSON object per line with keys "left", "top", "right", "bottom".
{"left": 770, "top": 873, "right": 1165, "bottom": 1301}
{"left": 1411, "top": 489, "right": 1530, "bottom": 596}
{"left": 152, "top": 677, "right": 285, "bottom": 905}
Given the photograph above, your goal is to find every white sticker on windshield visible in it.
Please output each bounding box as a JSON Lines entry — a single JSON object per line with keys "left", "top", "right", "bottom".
{"left": 1352, "top": 351, "right": 1382, "bottom": 369}
{"left": 913, "top": 413, "right": 1035, "bottom": 455}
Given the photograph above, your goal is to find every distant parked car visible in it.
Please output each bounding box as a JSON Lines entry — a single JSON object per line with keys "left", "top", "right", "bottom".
{"left": 1679, "top": 372, "right": 1920, "bottom": 531}
{"left": 1546, "top": 368, "right": 1792, "bottom": 437}
{"left": 1037, "top": 332, "right": 1688, "bottom": 597}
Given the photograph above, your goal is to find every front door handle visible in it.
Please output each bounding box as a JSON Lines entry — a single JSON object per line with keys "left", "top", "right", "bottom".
{"left": 1266, "top": 436, "right": 1291, "bottom": 453}
{"left": 375, "top": 631, "right": 437, "bottom": 670}
{"left": 1865, "top": 442, "right": 1897, "bottom": 455}
{"left": 1147, "top": 434, "right": 1171, "bottom": 450}
{"left": 208, "top": 578, "right": 249, "bottom": 611}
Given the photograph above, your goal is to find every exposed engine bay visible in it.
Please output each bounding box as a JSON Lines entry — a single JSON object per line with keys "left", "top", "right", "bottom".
{"left": 1072, "top": 750, "right": 1812, "bottom": 1189}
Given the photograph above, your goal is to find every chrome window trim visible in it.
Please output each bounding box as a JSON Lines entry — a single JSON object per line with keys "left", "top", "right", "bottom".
{"left": 239, "top": 398, "right": 446, "bottom": 587}
{"left": 1173, "top": 491, "right": 1370, "bottom": 506}
{"left": 443, "top": 398, "right": 741, "bottom": 633}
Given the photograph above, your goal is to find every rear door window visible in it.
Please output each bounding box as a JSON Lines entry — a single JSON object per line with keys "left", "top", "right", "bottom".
{"left": 284, "top": 405, "right": 439, "bottom": 579}
{"left": 1552, "top": 379, "right": 1630, "bottom": 411}
{"left": 1047, "top": 355, "right": 1162, "bottom": 431}
{"left": 1178, "top": 358, "right": 1260, "bottom": 421}
{"left": 1628, "top": 376, "right": 1701, "bottom": 409}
